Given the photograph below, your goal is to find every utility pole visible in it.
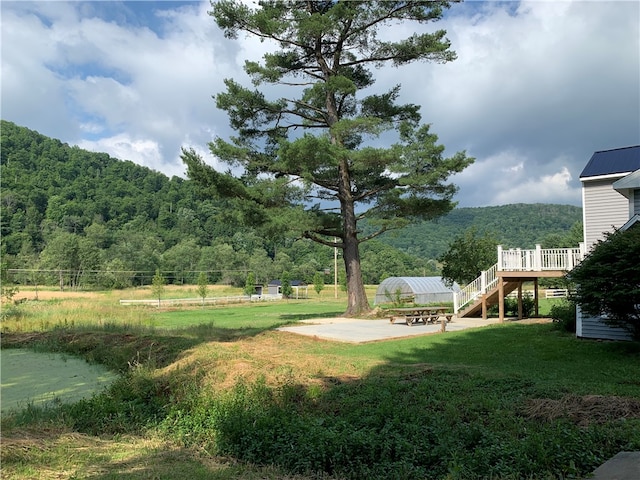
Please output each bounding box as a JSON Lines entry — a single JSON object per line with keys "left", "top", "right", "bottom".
{"left": 334, "top": 237, "right": 338, "bottom": 299}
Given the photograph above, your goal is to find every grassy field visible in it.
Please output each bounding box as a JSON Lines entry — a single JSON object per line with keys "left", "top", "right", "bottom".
{"left": 1, "top": 286, "right": 639, "bottom": 479}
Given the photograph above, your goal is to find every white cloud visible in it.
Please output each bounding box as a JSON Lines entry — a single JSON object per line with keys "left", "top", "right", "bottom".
{"left": 2, "top": 0, "right": 638, "bottom": 207}
{"left": 492, "top": 166, "right": 578, "bottom": 206}
{"left": 451, "top": 150, "right": 580, "bottom": 207}
{"left": 2, "top": 1, "right": 235, "bottom": 175}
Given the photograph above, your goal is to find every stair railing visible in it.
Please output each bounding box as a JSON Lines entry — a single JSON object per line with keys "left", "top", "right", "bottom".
{"left": 454, "top": 263, "right": 498, "bottom": 314}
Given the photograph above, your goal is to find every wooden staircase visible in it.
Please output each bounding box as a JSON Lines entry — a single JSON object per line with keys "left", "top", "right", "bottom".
{"left": 453, "top": 245, "right": 585, "bottom": 320}
{"left": 456, "top": 280, "right": 520, "bottom": 318}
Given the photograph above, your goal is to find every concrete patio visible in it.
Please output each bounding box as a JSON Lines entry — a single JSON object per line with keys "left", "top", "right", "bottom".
{"left": 277, "top": 316, "right": 504, "bottom": 343}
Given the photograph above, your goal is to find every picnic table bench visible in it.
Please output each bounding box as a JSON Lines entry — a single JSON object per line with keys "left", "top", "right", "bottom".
{"left": 388, "top": 306, "right": 454, "bottom": 326}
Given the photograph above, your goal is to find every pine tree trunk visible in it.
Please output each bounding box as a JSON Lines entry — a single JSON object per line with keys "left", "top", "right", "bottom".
{"left": 340, "top": 188, "right": 371, "bottom": 316}
{"left": 342, "top": 234, "right": 370, "bottom": 316}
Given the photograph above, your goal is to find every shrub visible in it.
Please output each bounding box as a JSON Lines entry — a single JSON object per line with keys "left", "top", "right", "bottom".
{"left": 384, "top": 288, "right": 408, "bottom": 308}
{"left": 568, "top": 226, "right": 640, "bottom": 339}
{"left": 504, "top": 292, "right": 535, "bottom": 318}
{"left": 550, "top": 299, "right": 577, "bottom": 333}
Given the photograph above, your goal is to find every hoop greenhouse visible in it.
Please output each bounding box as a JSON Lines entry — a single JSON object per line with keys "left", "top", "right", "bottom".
{"left": 374, "top": 277, "right": 460, "bottom": 305}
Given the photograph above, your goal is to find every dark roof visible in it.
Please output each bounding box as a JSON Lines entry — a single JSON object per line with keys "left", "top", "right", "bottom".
{"left": 580, "top": 145, "right": 640, "bottom": 178}
{"left": 268, "top": 279, "right": 307, "bottom": 286}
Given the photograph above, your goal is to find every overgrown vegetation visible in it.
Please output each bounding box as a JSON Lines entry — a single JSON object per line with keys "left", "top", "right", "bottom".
{"left": 504, "top": 292, "right": 536, "bottom": 318}
{"left": 1, "top": 288, "right": 639, "bottom": 479}
{"left": 569, "top": 225, "right": 640, "bottom": 339}
{"left": 550, "top": 298, "right": 577, "bottom": 333}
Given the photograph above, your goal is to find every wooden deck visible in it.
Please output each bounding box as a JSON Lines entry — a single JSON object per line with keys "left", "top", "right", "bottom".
{"left": 454, "top": 245, "right": 585, "bottom": 321}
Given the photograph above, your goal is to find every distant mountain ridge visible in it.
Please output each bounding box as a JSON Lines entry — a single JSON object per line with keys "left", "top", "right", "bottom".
{"left": 375, "top": 203, "right": 582, "bottom": 259}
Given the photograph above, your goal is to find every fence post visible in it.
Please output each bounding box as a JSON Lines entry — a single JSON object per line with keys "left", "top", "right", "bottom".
{"left": 497, "top": 245, "right": 503, "bottom": 271}
{"left": 535, "top": 244, "right": 542, "bottom": 271}
{"left": 517, "top": 248, "right": 523, "bottom": 270}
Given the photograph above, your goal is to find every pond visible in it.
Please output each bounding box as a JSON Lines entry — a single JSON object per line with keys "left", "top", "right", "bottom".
{"left": 0, "top": 349, "right": 117, "bottom": 414}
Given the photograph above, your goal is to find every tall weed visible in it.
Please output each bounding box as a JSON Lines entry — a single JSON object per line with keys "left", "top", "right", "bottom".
{"left": 159, "top": 372, "right": 640, "bottom": 479}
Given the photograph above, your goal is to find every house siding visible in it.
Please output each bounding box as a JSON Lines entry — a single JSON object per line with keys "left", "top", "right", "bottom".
{"left": 579, "top": 177, "right": 635, "bottom": 341}
{"left": 577, "top": 308, "right": 633, "bottom": 341}
{"left": 634, "top": 188, "right": 640, "bottom": 215}
{"left": 582, "top": 178, "right": 630, "bottom": 250}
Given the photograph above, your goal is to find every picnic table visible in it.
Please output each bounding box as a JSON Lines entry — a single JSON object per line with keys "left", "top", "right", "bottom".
{"left": 388, "top": 306, "right": 453, "bottom": 326}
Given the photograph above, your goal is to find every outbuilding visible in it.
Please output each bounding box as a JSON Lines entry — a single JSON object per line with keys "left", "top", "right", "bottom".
{"left": 267, "top": 279, "right": 308, "bottom": 299}
{"left": 374, "top": 277, "right": 460, "bottom": 306}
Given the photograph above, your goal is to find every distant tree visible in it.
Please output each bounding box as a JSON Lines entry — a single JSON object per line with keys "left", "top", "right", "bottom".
{"left": 568, "top": 226, "right": 640, "bottom": 340}
{"left": 198, "top": 243, "right": 235, "bottom": 284}
{"left": 196, "top": 271, "right": 209, "bottom": 305}
{"left": 313, "top": 271, "right": 325, "bottom": 296}
{"left": 39, "top": 230, "right": 81, "bottom": 289}
{"left": 183, "top": 1, "right": 473, "bottom": 315}
{"left": 162, "top": 238, "right": 202, "bottom": 284}
{"left": 439, "top": 227, "right": 498, "bottom": 286}
{"left": 280, "top": 271, "right": 293, "bottom": 299}
{"left": 0, "top": 245, "right": 19, "bottom": 304}
{"left": 541, "top": 221, "right": 583, "bottom": 248}
{"left": 151, "top": 269, "right": 166, "bottom": 307}
{"left": 244, "top": 271, "right": 256, "bottom": 297}
{"left": 100, "top": 258, "right": 132, "bottom": 290}
{"left": 111, "top": 231, "right": 163, "bottom": 286}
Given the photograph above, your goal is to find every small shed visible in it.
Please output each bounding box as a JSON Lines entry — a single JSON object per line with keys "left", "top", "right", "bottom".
{"left": 374, "top": 277, "right": 460, "bottom": 305}
{"left": 267, "top": 279, "right": 308, "bottom": 299}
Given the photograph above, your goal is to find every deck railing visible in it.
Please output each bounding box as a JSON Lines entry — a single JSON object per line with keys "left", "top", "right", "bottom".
{"left": 498, "top": 244, "right": 585, "bottom": 271}
{"left": 454, "top": 244, "right": 585, "bottom": 313}
{"left": 453, "top": 263, "right": 498, "bottom": 314}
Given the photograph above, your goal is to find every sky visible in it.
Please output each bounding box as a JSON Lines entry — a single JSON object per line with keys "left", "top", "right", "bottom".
{"left": 2, "top": 0, "right": 639, "bottom": 208}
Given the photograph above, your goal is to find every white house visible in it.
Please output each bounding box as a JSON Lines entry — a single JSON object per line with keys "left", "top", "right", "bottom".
{"left": 577, "top": 145, "right": 640, "bottom": 340}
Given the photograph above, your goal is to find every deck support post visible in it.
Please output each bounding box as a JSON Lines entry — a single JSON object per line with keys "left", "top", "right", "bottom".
{"left": 481, "top": 295, "right": 487, "bottom": 319}
{"left": 517, "top": 281, "right": 523, "bottom": 320}
{"left": 534, "top": 278, "right": 539, "bottom": 317}
{"left": 498, "top": 277, "right": 505, "bottom": 322}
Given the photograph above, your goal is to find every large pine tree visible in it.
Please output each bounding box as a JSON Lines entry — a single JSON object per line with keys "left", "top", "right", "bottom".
{"left": 183, "top": 1, "right": 473, "bottom": 315}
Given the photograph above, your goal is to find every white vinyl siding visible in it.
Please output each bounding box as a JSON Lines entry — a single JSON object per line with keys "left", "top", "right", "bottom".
{"left": 579, "top": 177, "right": 635, "bottom": 341}
{"left": 577, "top": 307, "right": 633, "bottom": 341}
{"left": 582, "top": 178, "right": 630, "bottom": 250}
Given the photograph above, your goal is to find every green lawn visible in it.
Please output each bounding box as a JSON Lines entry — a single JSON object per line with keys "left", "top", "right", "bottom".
{"left": 148, "top": 299, "right": 346, "bottom": 330}
{"left": 2, "top": 292, "right": 639, "bottom": 480}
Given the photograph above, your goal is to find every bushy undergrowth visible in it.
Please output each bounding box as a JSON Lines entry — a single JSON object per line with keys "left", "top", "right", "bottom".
{"left": 504, "top": 293, "right": 536, "bottom": 318}
{"left": 550, "top": 299, "right": 577, "bottom": 333}
{"left": 159, "top": 372, "right": 640, "bottom": 479}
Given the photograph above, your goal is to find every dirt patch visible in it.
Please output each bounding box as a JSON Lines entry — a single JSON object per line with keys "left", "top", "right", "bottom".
{"left": 508, "top": 317, "right": 554, "bottom": 325}
{"left": 161, "top": 330, "right": 380, "bottom": 391}
{"left": 524, "top": 394, "right": 640, "bottom": 426}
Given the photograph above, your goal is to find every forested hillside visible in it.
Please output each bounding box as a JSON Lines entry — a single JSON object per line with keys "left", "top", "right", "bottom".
{"left": 0, "top": 121, "right": 434, "bottom": 287}
{"left": 376, "top": 203, "right": 583, "bottom": 259}
{"left": 1, "top": 121, "right": 581, "bottom": 289}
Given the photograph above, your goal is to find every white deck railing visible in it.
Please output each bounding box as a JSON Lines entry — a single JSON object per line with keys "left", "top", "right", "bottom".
{"left": 498, "top": 244, "right": 585, "bottom": 271}
{"left": 454, "top": 244, "right": 585, "bottom": 313}
{"left": 453, "top": 263, "right": 498, "bottom": 314}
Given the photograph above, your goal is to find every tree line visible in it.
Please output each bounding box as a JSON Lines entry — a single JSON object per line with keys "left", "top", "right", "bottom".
{"left": 0, "top": 121, "right": 437, "bottom": 290}
{"left": 1, "top": 121, "right": 580, "bottom": 291}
